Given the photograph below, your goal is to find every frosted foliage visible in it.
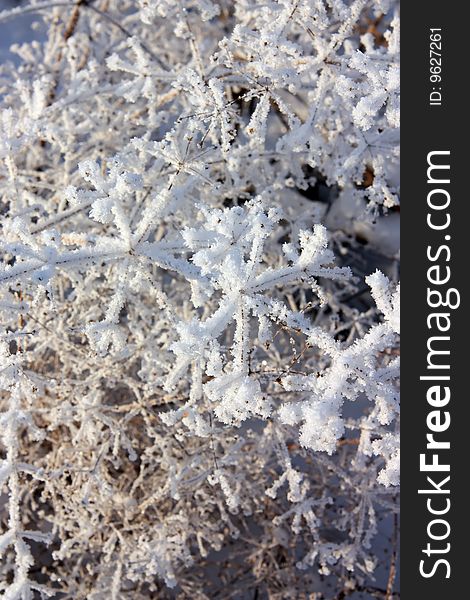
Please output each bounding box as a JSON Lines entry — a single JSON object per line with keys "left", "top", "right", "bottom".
{"left": 0, "top": 0, "right": 399, "bottom": 598}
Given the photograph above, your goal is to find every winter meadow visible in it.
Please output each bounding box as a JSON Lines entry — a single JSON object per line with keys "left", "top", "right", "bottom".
{"left": 0, "top": 0, "right": 399, "bottom": 598}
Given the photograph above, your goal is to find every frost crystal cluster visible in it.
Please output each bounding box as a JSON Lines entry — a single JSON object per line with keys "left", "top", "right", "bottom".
{"left": 0, "top": 0, "right": 399, "bottom": 598}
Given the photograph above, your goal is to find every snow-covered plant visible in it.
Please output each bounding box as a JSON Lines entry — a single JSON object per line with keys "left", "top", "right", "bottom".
{"left": 0, "top": 0, "right": 399, "bottom": 597}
